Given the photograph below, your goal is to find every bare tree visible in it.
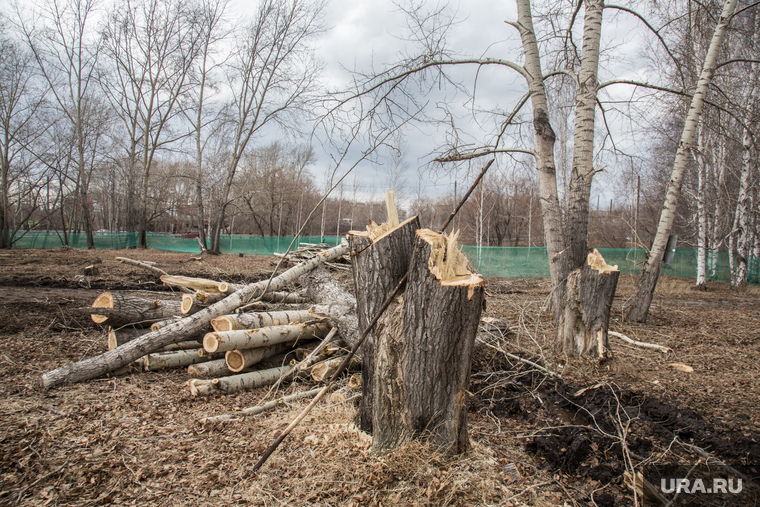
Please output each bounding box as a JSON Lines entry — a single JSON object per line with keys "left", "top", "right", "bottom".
{"left": 18, "top": 0, "right": 108, "bottom": 249}
{"left": 627, "top": 0, "right": 739, "bottom": 321}
{"left": 205, "top": 0, "right": 325, "bottom": 254}
{"left": 181, "top": 0, "right": 229, "bottom": 248}
{"left": 0, "top": 24, "right": 46, "bottom": 248}
{"left": 101, "top": 0, "right": 201, "bottom": 248}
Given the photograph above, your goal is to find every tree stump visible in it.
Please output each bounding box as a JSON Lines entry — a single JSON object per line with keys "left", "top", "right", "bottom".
{"left": 372, "top": 229, "right": 485, "bottom": 453}
{"left": 558, "top": 249, "right": 620, "bottom": 357}
{"left": 349, "top": 215, "right": 420, "bottom": 434}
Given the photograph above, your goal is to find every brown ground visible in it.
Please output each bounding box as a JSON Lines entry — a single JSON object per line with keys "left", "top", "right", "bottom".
{"left": 0, "top": 248, "right": 758, "bottom": 506}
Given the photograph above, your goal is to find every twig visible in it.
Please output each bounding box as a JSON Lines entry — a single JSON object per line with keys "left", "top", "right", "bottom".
{"left": 476, "top": 335, "right": 562, "bottom": 379}
{"left": 677, "top": 439, "right": 758, "bottom": 491}
{"left": 608, "top": 331, "right": 672, "bottom": 353}
{"left": 441, "top": 159, "right": 494, "bottom": 232}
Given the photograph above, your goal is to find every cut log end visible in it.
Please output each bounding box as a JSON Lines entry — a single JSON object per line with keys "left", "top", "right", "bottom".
{"left": 203, "top": 332, "right": 221, "bottom": 353}
{"left": 91, "top": 292, "right": 114, "bottom": 324}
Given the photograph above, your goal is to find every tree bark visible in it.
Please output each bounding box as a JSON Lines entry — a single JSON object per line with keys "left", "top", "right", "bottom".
{"left": 627, "top": 0, "right": 738, "bottom": 322}
{"left": 202, "top": 322, "right": 331, "bottom": 353}
{"left": 558, "top": 250, "right": 620, "bottom": 357}
{"left": 188, "top": 365, "right": 290, "bottom": 397}
{"left": 41, "top": 243, "right": 349, "bottom": 389}
{"left": 372, "top": 229, "right": 485, "bottom": 453}
{"left": 91, "top": 293, "right": 183, "bottom": 328}
{"left": 301, "top": 266, "right": 361, "bottom": 349}
{"left": 210, "top": 310, "right": 314, "bottom": 332}
{"left": 143, "top": 349, "right": 216, "bottom": 371}
{"left": 349, "top": 215, "right": 420, "bottom": 434}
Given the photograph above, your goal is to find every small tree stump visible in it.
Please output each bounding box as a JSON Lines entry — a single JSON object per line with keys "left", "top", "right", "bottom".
{"left": 558, "top": 249, "right": 620, "bottom": 357}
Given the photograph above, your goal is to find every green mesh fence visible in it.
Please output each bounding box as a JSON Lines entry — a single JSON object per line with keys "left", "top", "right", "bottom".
{"left": 8, "top": 230, "right": 758, "bottom": 284}
{"left": 10, "top": 231, "right": 341, "bottom": 256}
{"left": 459, "top": 245, "right": 758, "bottom": 284}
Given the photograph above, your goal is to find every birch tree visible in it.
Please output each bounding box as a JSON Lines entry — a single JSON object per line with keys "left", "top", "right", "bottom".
{"left": 627, "top": 0, "right": 739, "bottom": 322}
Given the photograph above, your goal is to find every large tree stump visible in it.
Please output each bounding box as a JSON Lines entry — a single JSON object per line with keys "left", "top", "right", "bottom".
{"left": 372, "top": 229, "right": 485, "bottom": 453}
{"left": 349, "top": 214, "right": 420, "bottom": 434}
{"left": 558, "top": 249, "right": 620, "bottom": 357}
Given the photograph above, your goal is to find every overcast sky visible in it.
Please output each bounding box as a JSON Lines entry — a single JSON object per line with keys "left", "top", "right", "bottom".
{"left": 264, "top": 0, "right": 652, "bottom": 210}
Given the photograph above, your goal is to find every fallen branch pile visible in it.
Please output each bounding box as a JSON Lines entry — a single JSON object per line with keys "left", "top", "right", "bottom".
{"left": 273, "top": 242, "right": 351, "bottom": 271}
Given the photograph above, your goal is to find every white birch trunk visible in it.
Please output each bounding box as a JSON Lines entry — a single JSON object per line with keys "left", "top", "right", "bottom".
{"left": 627, "top": 0, "right": 738, "bottom": 322}
{"left": 695, "top": 121, "right": 708, "bottom": 289}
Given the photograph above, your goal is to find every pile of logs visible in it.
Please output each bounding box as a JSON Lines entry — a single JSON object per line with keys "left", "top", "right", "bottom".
{"left": 59, "top": 244, "right": 359, "bottom": 396}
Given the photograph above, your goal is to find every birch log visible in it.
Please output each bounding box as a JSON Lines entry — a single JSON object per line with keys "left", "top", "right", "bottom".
{"left": 225, "top": 343, "right": 294, "bottom": 373}
{"left": 210, "top": 310, "right": 314, "bottom": 332}
{"left": 143, "top": 350, "right": 216, "bottom": 371}
{"left": 41, "top": 242, "right": 349, "bottom": 389}
{"left": 188, "top": 359, "right": 234, "bottom": 378}
{"left": 203, "top": 322, "right": 330, "bottom": 353}
{"left": 188, "top": 366, "right": 290, "bottom": 397}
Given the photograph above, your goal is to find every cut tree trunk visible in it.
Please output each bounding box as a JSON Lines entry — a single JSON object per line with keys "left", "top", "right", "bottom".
{"left": 188, "top": 359, "right": 234, "bottom": 378}
{"left": 41, "top": 242, "right": 349, "bottom": 389}
{"left": 557, "top": 249, "right": 620, "bottom": 358}
{"left": 91, "top": 293, "right": 183, "bottom": 328}
{"left": 203, "top": 322, "right": 331, "bottom": 353}
{"left": 225, "top": 343, "right": 294, "bottom": 373}
{"left": 372, "top": 229, "right": 485, "bottom": 453}
{"left": 210, "top": 310, "right": 314, "bottom": 332}
{"left": 107, "top": 326, "right": 200, "bottom": 351}
{"left": 160, "top": 275, "right": 241, "bottom": 294}
{"left": 349, "top": 214, "right": 420, "bottom": 434}
{"left": 188, "top": 366, "right": 290, "bottom": 396}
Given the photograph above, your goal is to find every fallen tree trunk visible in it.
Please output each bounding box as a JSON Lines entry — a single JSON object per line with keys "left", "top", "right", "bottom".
{"left": 203, "top": 322, "right": 330, "bottom": 353}
{"left": 225, "top": 343, "right": 294, "bottom": 373}
{"left": 558, "top": 249, "right": 620, "bottom": 358}
{"left": 41, "top": 242, "right": 349, "bottom": 389}
{"left": 210, "top": 310, "right": 314, "bottom": 332}
{"left": 188, "top": 358, "right": 234, "bottom": 378}
{"left": 188, "top": 366, "right": 290, "bottom": 397}
{"left": 90, "top": 293, "right": 183, "bottom": 328}
{"left": 107, "top": 326, "right": 200, "bottom": 351}
{"left": 372, "top": 229, "right": 485, "bottom": 453}
{"left": 302, "top": 267, "right": 360, "bottom": 349}
{"left": 349, "top": 209, "right": 420, "bottom": 434}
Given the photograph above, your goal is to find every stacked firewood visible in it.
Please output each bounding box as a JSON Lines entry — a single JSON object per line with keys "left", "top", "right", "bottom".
{"left": 86, "top": 265, "right": 357, "bottom": 397}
